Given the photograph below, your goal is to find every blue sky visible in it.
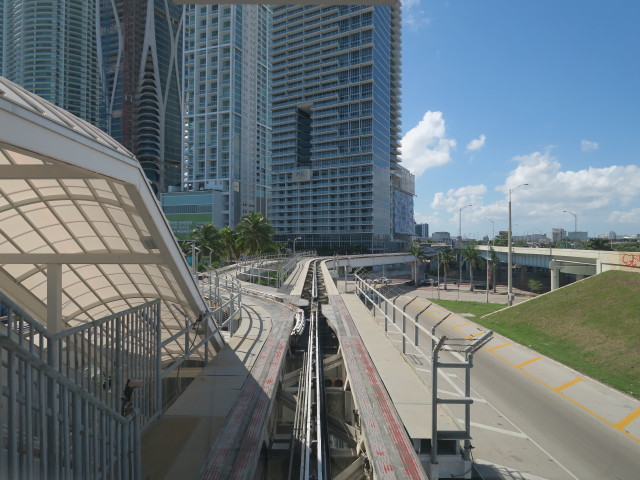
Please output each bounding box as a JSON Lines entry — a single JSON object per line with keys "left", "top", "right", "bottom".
{"left": 400, "top": 0, "right": 640, "bottom": 240}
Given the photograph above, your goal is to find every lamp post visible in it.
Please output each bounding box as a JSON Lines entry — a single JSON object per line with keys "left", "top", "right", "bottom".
{"left": 485, "top": 218, "right": 494, "bottom": 303}
{"left": 293, "top": 236, "right": 302, "bottom": 253}
{"left": 458, "top": 204, "right": 472, "bottom": 300}
{"left": 563, "top": 210, "right": 577, "bottom": 247}
{"left": 508, "top": 184, "right": 528, "bottom": 306}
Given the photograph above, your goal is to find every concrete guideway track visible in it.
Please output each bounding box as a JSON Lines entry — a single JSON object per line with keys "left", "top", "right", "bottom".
{"left": 326, "top": 294, "right": 428, "bottom": 479}
{"left": 374, "top": 290, "right": 640, "bottom": 480}
{"left": 199, "top": 298, "right": 294, "bottom": 479}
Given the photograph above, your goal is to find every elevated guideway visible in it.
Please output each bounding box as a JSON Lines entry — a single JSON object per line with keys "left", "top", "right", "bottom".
{"left": 477, "top": 245, "right": 639, "bottom": 290}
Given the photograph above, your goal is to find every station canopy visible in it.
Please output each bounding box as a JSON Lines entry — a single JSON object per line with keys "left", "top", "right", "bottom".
{"left": 0, "top": 77, "right": 208, "bottom": 360}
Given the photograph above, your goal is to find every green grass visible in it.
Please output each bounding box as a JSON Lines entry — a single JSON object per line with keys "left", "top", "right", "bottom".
{"left": 429, "top": 299, "right": 506, "bottom": 318}
{"left": 433, "top": 271, "right": 640, "bottom": 398}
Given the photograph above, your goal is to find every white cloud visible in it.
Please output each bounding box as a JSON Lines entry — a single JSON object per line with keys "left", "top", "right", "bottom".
{"left": 581, "top": 139, "right": 599, "bottom": 152}
{"left": 402, "top": 0, "right": 431, "bottom": 31}
{"left": 401, "top": 111, "right": 456, "bottom": 178}
{"left": 466, "top": 134, "right": 487, "bottom": 152}
{"left": 424, "top": 149, "right": 640, "bottom": 235}
{"left": 610, "top": 208, "right": 640, "bottom": 224}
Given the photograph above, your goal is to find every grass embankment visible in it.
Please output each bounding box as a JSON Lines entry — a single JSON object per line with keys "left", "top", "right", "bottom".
{"left": 431, "top": 271, "right": 640, "bottom": 398}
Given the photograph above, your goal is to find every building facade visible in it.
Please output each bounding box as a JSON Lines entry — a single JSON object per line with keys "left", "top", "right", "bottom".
{"left": 552, "top": 228, "right": 567, "bottom": 243}
{"left": 269, "top": 3, "right": 411, "bottom": 253}
{"left": 1, "top": 0, "right": 183, "bottom": 195}
{"left": 1, "top": 0, "right": 101, "bottom": 125}
{"left": 414, "top": 223, "right": 429, "bottom": 240}
{"left": 99, "top": 0, "right": 183, "bottom": 194}
{"left": 181, "top": 4, "right": 269, "bottom": 229}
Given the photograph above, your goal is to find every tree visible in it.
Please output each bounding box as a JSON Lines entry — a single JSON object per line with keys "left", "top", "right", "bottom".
{"left": 408, "top": 243, "right": 428, "bottom": 284}
{"left": 585, "top": 238, "right": 612, "bottom": 251}
{"left": 489, "top": 247, "right": 500, "bottom": 293}
{"left": 220, "top": 227, "right": 240, "bottom": 262}
{"left": 191, "top": 223, "right": 223, "bottom": 266}
{"left": 438, "top": 248, "right": 457, "bottom": 290}
{"left": 528, "top": 279, "right": 543, "bottom": 294}
{"left": 236, "top": 212, "right": 275, "bottom": 256}
{"left": 492, "top": 233, "right": 508, "bottom": 247}
{"left": 462, "top": 244, "right": 482, "bottom": 290}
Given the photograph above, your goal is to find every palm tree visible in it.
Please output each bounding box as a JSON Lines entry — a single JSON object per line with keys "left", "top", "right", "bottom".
{"left": 489, "top": 247, "right": 500, "bottom": 293}
{"left": 236, "top": 212, "right": 275, "bottom": 256}
{"left": 463, "top": 244, "right": 482, "bottom": 290}
{"left": 220, "top": 227, "right": 240, "bottom": 262}
{"left": 439, "top": 248, "right": 457, "bottom": 290}
{"left": 408, "top": 243, "right": 427, "bottom": 284}
{"left": 191, "top": 223, "right": 223, "bottom": 266}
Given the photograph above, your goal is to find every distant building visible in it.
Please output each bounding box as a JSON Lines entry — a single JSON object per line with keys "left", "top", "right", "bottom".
{"left": 432, "top": 232, "right": 451, "bottom": 243}
{"left": 567, "top": 231, "right": 589, "bottom": 241}
{"left": 160, "top": 191, "right": 224, "bottom": 239}
{"left": 552, "top": 228, "right": 566, "bottom": 243}
{"left": 414, "top": 223, "right": 429, "bottom": 240}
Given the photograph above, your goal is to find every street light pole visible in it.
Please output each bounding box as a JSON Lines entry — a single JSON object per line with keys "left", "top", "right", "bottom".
{"left": 563, "top": 210, "right": 577, "bottom": 247}
{"left": 508, "top": 184, "right": 528, "bottom": 306}
{"left": 293, "top": 236, "right": 302, "bottom": 253}
{"left": 458, "top": 204, "right": 472, "bottom": 300}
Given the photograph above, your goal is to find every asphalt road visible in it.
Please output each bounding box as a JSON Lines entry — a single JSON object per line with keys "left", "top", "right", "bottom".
{"left": 348, "top": 281, "right": 640, "bottom": 480}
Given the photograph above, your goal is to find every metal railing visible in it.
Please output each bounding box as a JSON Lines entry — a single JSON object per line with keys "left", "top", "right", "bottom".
{"left": 1, "top": 293, "right": 162, "bottom": 429}
{"left": 354, "top": 273, "right": 493, "bottom": 479}
{"left": 0, "top": 270, "right": 244, "bottom": 479}
{"left": 0, "top": 294, "right": 143, "bottom": 479}
{"left": 235, "top": 251, "right": 316, "bottom": 288}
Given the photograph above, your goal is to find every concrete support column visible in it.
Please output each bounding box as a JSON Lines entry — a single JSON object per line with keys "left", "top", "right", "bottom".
{"left": 549, "top": 260, "right": 560, "bottom": 291}
{"left": 47, "top": 263, "right": 63, "bottom": 334}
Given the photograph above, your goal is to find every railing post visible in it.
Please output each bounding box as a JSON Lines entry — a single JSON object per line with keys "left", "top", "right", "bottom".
{"left": 415, "top": 305, "right": 429, "bottom": 347}
{"left": 431, "top": 336, "right": 446, "bottom": 480}
{"left": 155, "top": 300, "right": 162, "bottom": 416}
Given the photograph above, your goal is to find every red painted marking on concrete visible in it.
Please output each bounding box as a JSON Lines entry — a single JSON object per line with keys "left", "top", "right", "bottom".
{"left": 622, "top": 253, "right": 640, "bottom": 268}
{"left": 332, "top": 295, "right": 426, "bottom": 479}
{"left": 201, "top": 335, "right": 282, "bottom": 479}
{"left": 230, "top": 340, "right": 287, "bottom": 478}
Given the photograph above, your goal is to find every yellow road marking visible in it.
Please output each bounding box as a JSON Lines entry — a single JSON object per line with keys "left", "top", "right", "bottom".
{"left": 486, "top": 342, "right": 512, "bottom": 351}
{"left": 617, "top": 408, "right": 640, "bottom": 430}
{"left": 466, "top": 332, "right": 484, "bottom": 339}
{"left": 451, "top": 322, "right": 471, "bottom": 329}
{"left": 487, "top": 349, "right": 640, "bottom": 443}
{"left": 553, "top": 377, "right": 584, "bottom": 392}
{"left": 516, "top": 357, "right": 541, "bottom": 369}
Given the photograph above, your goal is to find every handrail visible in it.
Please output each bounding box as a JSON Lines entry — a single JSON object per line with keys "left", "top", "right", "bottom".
{"left": 0, "top": 335, "right": 140, "bottom": 479}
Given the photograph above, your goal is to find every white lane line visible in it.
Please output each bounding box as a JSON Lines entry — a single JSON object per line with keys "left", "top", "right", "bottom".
{"left": 456, "top": 419, "right": 528, "bottom": 438}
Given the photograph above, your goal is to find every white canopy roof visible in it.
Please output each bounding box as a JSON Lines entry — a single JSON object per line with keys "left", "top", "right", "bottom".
{"left": 0, "top": 77, "right": 207, "bottom": 360}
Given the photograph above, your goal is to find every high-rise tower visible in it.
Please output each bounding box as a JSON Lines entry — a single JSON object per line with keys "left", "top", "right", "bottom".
{"left": 181, "top": 4, "right": 269, "bottom": 228}
{"left": 1, "top": 0, "right": 101, "bottom": 126}
{"left": 269, "top": 4, "right": 413, "bottom": 253}
{"left": 99, "top": 0, "right": 183, "bottom": 194}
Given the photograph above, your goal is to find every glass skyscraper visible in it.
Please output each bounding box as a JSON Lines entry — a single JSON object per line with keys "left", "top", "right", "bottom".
{"left": 269, "top": 3, "right": 413, "bottom": 253}
{"left": 182, "top": 4, "right": 269, "bottom": 228}
{"left": 99, "top": 0, "right": 183, "bottom": 194}
{"left": 1, "top": 0, "right": 182, "bottom": 195}
{"left": 1, "top": 0, "right": 101, "bottom": 126}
